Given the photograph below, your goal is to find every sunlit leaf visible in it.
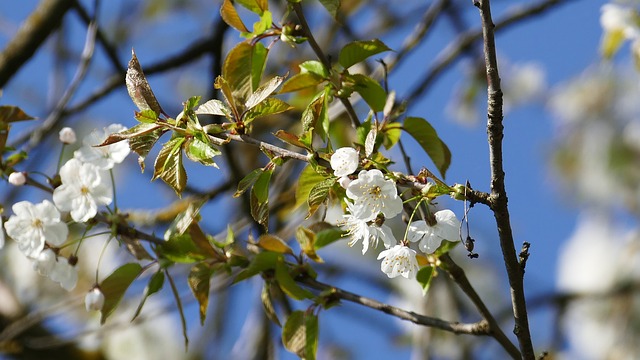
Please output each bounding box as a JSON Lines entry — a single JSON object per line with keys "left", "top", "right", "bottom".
{"left": 349, "top": 74, "right": 386, "bottom": 112}
{"left": 244, "top": 98, "right": 292, "bottom": 124}
{"left": 98, "top": 122, "right": 162, "bottom": 146}
{"left": 234, "top": 251, "right": 282, "bottom": 283}
{"left": 126, "top": 49, "right": 165, "bottom": 115}
{"left": 158, "top": 233, "right": 207, "bottom": 263}
{"left": 234, "top": 168, "right": 264, "bottom": 197}
{"left": 188, "top": 262, "right": 214, "bottom": 325}
{"left": 307, "top": 177, "right": 335, "bottom": 219}
{"left": 296, "top": 226, "right": 323, "bottom": 262}
{"left": 100, "top": 263, "right": 143, "bottom": 324}
{"left": 236, "top": 0, "right": 268, "bottom": 15}
{"left": 196, "top": 99, "right": 231, "bottom": 117}
{"left": 245, "top": 75, "right": 285, "bottom": 110}
{"left": 274, "top": 130, "right": 310, "bottom": 150}
{"left": 295, "top": 165, "right": 329, "bottom": 209}
{"left": 220, "top": 0, "right": 249, "bottom": 33}
{"left": 132, "top": 270, "right": 165, "bottom": 321}
{"left": 257, "top": 234, "right": 294, "bottom": 255}
{"left": 382, "top": 122, "right": 402, "bottom": 150}
{"left": 252, "top": 10, "right": 272, "bottom": 35}
{"left": 185, "top": 137, "right": 221, "bottom": 167}
{"left": 339, "top": 39, "right": 391, "bottom": 69}
{"left": 152, "top": 137, "right": 187, "bottom": 195}
{"left": 280, "top": 73, "right": 324, "bottom": 93}
{"left": 130, "top": 127, "right": 165, "bottom": 172}
{"left": 0, "top": 106, "right": 34, "bottom": 123}
{"left": 314, "top": 226, "right": 345, "bottom": 249}
{"left": 403, "top": 117, "right": 451, "bottom": 178}
{"left": 223, "top": 43, "right": 268, "bottom": 103}
{"left": 299, "top": 60, "right": 328, "bottom": 78}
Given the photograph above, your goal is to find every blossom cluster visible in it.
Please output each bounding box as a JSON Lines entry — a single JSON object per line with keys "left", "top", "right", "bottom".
{"left": 330, "top": 147, "right": 461, "bottom": 280}
{"left": 600, "top": 3, "right": 640, "bottom": 58}
{"left": 2, "top": 124, "right": 130, "bottom": 294}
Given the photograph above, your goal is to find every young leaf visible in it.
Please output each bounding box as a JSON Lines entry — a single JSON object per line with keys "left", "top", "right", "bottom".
{"left": 295, "top": 165, "right": 329, "bottom": 209}
{"left": 403, "top": 117, "right": 451, "bottom": 178}
{"left": 300, "top": 60, "right": 328, "bottom": 78}
{"left": 100, "top": 263, "right": 143, "bottom": 324}
{"left": 338, "top": 39, "right": 391, "bottom": 69}
{"left": 134, "top": 109, "right": 159, "bottom": 124}
{"left": 280, "top": 73, "right": 324, "bottom": 93}
{"left": 234, "top": 251, "right": 282, "bottom": 283}
{"left": 236, "top": 0, "right": 268, "bottom": 15}
{"left": 250, "top": 43, "right": 269, "bottom": 92}
{"left": 245, "top": 75, "right": 286, "bottom": 110}
{"left": 252, "top": 10, "right": 272, "bottom": 36}
{"left": 282, "top": 310, "right": 318, "bottom": 359}
{"left": 274, "top": 130, "right": 310, "bottom": 150}
{"left": 307, "top": 178, "right": 336, "bottom": 219}
{"left": 257, "top": 234, "right": 294, "bottom": 255}
{"left": 275, "top": 260, "right": 314, "bottom": 300}
{"left": 196, "top": 99, "right": 231, "bottom": 117}
{"left": 188, "top": 262, "right": 214, "bottom": 325}
{"left": 234, "top": 168, "right": 264, "bottom": 198}
{"left": 130, "top": 127, "right": 165, "bottom": 172}
{"left": 220, "top": 0, "right": 249, "bottom": 33}
{"left": 349, "top": 74, "right": 386, "bottom": 112}
{"left": 126, "top": 49, "right": 165, "bottom": 115}
{"left": 382, "top": 122, "right": 402, "bottom": 150}
{"left": 223, "top": 43, "right": 268, "bottom": 102}
{"left": 158, "top": 234, "right": 207, "bottom": 263}
{"left": 0, "top": 106, "right": 34, "bottom": 122}
{"left": 296, "top": 226, "right": 323, "bottom": 263}
{"left": 185, "top": 137, "right": 221, "bottom": 167}
{"left": 244, "top": 98, "right": 292, "bottom": 124}
{"left": 132, "top": 270, "right": 165, "bottom": 321}
{"left": 98, "top": 122, "right": 162, "bottom": 146}
{"left": 152, "top": 137, "right": 187, "bottom": 195}
{"left": 416, "top": 266, "right": 434, "bottom": 295}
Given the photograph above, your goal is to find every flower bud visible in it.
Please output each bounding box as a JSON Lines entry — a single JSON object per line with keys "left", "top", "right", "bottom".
{"left": 8, "top": 172, "right": 26, "bottom": 186}
{"left": 85, "top": 286, "right": 105, "bottom": 312}
{"left": 59, "top": 127, "right": 77, "bottom": 144}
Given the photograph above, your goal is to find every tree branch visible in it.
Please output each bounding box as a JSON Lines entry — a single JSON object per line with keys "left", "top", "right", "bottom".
{"left": 474, "top": 0, "right": 534, "bottom": 358}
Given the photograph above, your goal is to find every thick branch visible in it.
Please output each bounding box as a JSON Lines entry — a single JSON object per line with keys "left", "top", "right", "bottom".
{"left": 0, "top": 0, "right": 74, "bottom": 88}
{"left": 474, "top": 0, "right": 534, "bottom": 358}
{"left": 300, "top": 276, "right": 489, "bottom": 335}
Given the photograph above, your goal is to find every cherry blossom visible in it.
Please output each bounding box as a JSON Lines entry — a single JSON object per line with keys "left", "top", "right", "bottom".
{"left": 53, "top": 158, "right": 113, "bottom": 223}
{"left": 4, "top": 200, "right": 68, "bottom": 258}
{"left": 49, "top": 257, "right": 78, "bottom": 291}
{"left": 74, "top": 124, "right": 130, "bottom": 170}
{"left": 342, "top": 202, "right": 396, "bottom": 254}
{"left": 377, "top": 244, "right": 419, "bottom": 279}
{"left": 408, "top": 209, "right": 461, "bottom": 254}
{"left": 330, "top": 147, "right": 359, "bottom": 178}
{"left": 346, "top": 169, "right": 403, "bottom": 221}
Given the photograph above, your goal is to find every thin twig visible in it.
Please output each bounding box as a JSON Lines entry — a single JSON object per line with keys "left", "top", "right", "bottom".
{"left": 474, "top": 0, "right": 534, "bottom": 358}
{"left": 300, "top": 276, "right": 490, "bottom": 335}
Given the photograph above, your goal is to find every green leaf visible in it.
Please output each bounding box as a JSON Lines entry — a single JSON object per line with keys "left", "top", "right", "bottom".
{"left": 252, "top": 10, "right": 272, "bottom": 35}
{"left": 349, "top": 74, "right": 386, "bottom": 112}
{"left": 433, "top": 240, "right": 460, "bottom": 257}
{"left": 274, "top": 130, "right": 310, "bottom": 150}
{"left": 196, "top": 99, "right": 231, "bottom": 117}
{"left": 295, "top": 165, "right": 329, "bottom": 209}
{"left": 244, "top": 98, "right": 292, "bottom": 124}
{"left": 152, "top": 137, "right": 187, "bottom": 195}
{"left": 403, "top": 117, "right": 451, "bottom": 178}
{"left": 275, "top": 260, "right": 314, "bottom": 300}
{"left": 307, "top": 178, "right": 336, "bottom": 219}
{"left": 339, "top": 39, "right": 391, "bottom": 69}
{"left": 159, "top": 233, "right": 207, "bottom": 263}
{"left": 296, "top": 227, "right": 322, "bottom": 263}
{"left": 132, "top": 270, "right": 165, "bottom": 321}
{"left": 300, "top": 60, "right": 329, "bottom": 78}
{"left": 234, "top": 168, "right": 264, "bottom": 197}
{"left": 234, "top": 251, "right": 282, "bottom": 283}
{"left": 220, "top": 0, "right": 249, "bottom": 32}
{"left": 245, "top": 75, "right": 286, "bottom": 110}
{"left": 185, "top": 137, "right": 221, "bottom": 167}
{"left": 253, "top": 168, "right": 273, "bottom": 203}
{"left": 318, "top": 0, "right": 340, "bottom": 19}
{"left": 126, "top": 49, "right": 165, "bottom": 115}
{"left": 188, "top": 262, "right": 214, "bottom": 325}
{"left": 0, "top": 106, "right": 34, "bottom": 122}
{"left": 282, "top": 310, "right": 318, "bottom": 359}
{"left": 250, "top": 168, "right": 273, "bottom": 228}
{"left": 416, "top": 266, "right": 434, "bottom": 295}
{"left": 382, "top": 122, "right": 402, "bottom": 150}
{"left": 236, "top": 0, "right": 268, "bottom": 15}
{"left": 100, "top": 263, "right": 143, "bottom": 324}
{"left": 134, "top": 109, "right": 159, "bottom": 124}
{"left": 314, "top": 226, "right": 345, "bottom": 249}
{"left": 223, "top": 42, "right": 268, "bottom": 103}
{"left": 257, "top": 234, "right": 294, "bottom": 255}
{"left": 280, "top": 73, "right": 325, "bottom": 93}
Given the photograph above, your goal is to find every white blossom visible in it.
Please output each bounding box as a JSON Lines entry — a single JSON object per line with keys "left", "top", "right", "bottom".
{"left": 59, "top": 127, "right": 77, "bottom": 144}
{"left": 32, "top": 248, "right": 57, "bottom": 276}
{"left": 346, "top": 169, "right": 403, "bottom": 221}
{"left": 330, "top": 147, "right": 359, "bottom": 177}
{"left": 49, "top": 257, "right": 78, "bottom": 291}
{"left": 4, "top": 200, "right": 68, "bottom": 258}
{"left": 8, "top": 172, "right": 26, "bottom": 186}
{"left": 85, "top": 286, "right": 105, "bottom": 312}
{"left": 53, "top": 158, "right": 113, "bottom": 223}
{"left": 408, "top": 210, "right": 461, "bottom": 254}
{"left": 601, "top": 3, "right": 640, "bottom": 39}
{"left": 342, "top": 202, "right": 396, "bottom": 254}
{"left": 377, "top": 244, "right": 419, "bottom": 279}
{"left": 74, "top": 124, "right": 130, "bottom": 170}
